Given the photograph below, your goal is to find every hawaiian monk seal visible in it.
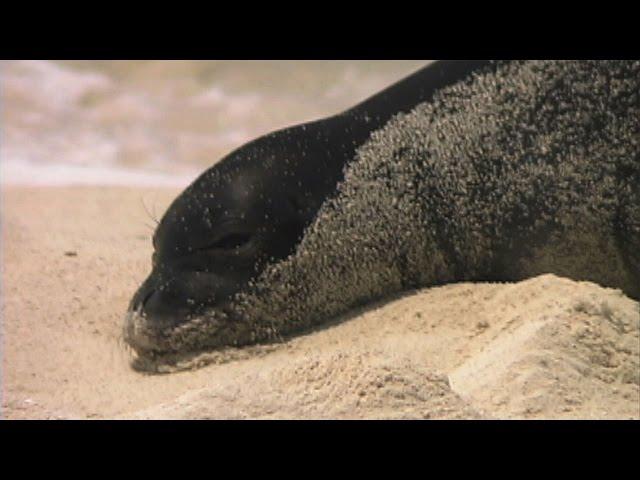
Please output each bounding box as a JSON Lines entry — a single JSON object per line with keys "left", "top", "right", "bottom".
{"left": 125, "top": 60, "right": 639, "bottom": 370}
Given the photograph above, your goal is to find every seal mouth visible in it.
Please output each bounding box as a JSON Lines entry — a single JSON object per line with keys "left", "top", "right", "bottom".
{"left": 123, "top": 306, "right": 171, "bottom": 355}
{"left": 123, "top": 302, "right": 258, "bottom": 372}
{"left": 124, "top": 309, "right": 203, "bottom": 372}
{"left": 123, "top": 305, "right": 284, "bottom": 373}
{"left": 124, "top": 305, "right": 226, "bottom": 353}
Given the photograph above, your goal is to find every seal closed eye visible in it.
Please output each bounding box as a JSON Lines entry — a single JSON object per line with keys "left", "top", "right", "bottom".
{"left": 197, "top": 232, "right": 254, "bottom": 253}
{"left": 204, "top": 233, "right": 253, "bottom": 250}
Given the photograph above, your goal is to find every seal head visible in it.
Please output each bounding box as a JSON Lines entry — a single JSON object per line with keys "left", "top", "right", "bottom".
{"left": 124, "top": 118, "right": 353, "bottom": 355}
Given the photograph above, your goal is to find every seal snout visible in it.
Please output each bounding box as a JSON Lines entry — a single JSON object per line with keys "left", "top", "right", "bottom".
{"left": 125, "top": 280, "right": 189, "bottom": 354}
{"left": 134, "top": 287, "right": 186, "bottom": 329}
{"left": 129, "top": 274, "right": 197, "bottom": 328}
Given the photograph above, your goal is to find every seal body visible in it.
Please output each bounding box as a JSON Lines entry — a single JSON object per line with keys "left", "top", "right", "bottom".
{"left": 125, "top": 60, "right": 639, "bottom": 363}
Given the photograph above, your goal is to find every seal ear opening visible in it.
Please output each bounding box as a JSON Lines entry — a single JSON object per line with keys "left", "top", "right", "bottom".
{"left": 287, "top": 194, "right": 317, "bottom": 237}
{"left": 286, "top": 194, "right": 318, "bottom": 225}
{"left": 287, "top": 195, "right": 303, "bottom": 216}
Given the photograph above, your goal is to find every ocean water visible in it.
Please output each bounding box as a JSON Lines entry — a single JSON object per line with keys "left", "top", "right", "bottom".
{"left": 1, "top": 60, "right": 429, "bottom": 187}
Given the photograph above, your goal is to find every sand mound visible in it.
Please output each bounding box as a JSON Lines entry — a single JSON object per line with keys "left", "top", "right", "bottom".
{"left": 449, "top": 275, "right": 639, "bottom": 419}
{"left": 128, "top": 353, "right": 480, "bottom": 420}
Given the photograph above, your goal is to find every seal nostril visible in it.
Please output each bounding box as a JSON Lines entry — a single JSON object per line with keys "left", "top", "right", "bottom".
{"left": 141, "top": 289, "right": 156, "bottom": 310}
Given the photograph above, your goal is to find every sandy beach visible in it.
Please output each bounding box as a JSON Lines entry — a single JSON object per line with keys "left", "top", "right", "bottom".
{"left": 2, "top": 185, "right": 638, "bottom": 419}
{"left": 2, "top": 60, "right": 638, "bottom": 420}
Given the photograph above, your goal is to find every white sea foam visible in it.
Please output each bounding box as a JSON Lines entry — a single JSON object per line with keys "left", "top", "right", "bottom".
{"left": 2, "top": 60, "right": 113, "bottom": 111}
{"left": 1, "top": 158, "right": 198, "bottom": 188}
{"left": 1, "top": 60, "right": 428, "bottom": 188}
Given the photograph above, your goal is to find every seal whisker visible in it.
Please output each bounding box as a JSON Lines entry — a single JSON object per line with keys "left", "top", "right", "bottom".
{"left": 140, "top": 196, "right": 159, "bottom": 225}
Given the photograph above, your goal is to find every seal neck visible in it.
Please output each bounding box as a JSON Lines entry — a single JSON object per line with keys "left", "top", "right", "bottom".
{"left": 339, "top": 60, "right": 496, "bottom": 139}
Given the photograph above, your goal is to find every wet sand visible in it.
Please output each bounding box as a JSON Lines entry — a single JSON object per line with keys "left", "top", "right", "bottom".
{"left": 2, "top": 186, "right": 638, "bottom": 419}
